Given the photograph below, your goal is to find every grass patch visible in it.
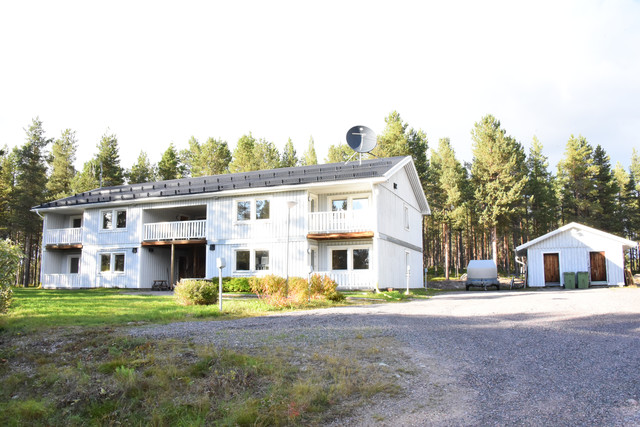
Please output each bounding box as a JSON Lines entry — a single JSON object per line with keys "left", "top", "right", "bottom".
{"left": 0, "top": 288, "right": 349, "bottom": 333}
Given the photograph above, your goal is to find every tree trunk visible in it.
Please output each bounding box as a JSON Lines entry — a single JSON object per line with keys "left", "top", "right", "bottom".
{"left": 443, "top": 222, "right": 450, "bottom": 280}
{"left": 23, "top": 234, "right": 32, "bottom": 286}
{"left": 491, "top": 225, "right": 498, "bottom": 266}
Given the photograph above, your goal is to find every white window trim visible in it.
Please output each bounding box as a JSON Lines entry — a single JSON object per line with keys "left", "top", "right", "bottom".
{"left": 234, "top": 198, "right": 272, "bottom": 224}
{"left": 234, "top": 248, "right": 270, "bottom": 272}
{"left": 328, "top": 193, "right": 371, "bottom": 212}
{"left": 99, "top": 252, "right": 126, "bottom": 274}
{"left": 404, "top": 204, "right": 410, "bottom": 230}
{"left": 100, "top": 209, "right": 128, "bottom": 232}
{"left": 330, "top": 245, "right": 372, "bottom": 271}
{"left": 70, "top": 215, "right": 83, "bottom": 228}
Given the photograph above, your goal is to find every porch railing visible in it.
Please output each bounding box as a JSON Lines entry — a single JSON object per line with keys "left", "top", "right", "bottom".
{"left": 42, "top": 273, "right": 84, "bottom": 288}
{"left": 43, "top": 228, "right": 83, "bottom": 245}
{"left": 308, "top": 210, "right": 374, "bottom": 234}
{"left": 313, "top": 270, "right": 375, "bottom": 289}
{"left": 143, "top": 219, "right": 206, "bottom": 241}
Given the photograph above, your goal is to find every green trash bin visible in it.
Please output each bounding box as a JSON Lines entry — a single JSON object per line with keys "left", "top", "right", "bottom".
{"left": 577, "top": 271, "right": 589, "bottom": 289}
{"left": 563, "top": 272, "right": 576, "bottom": 289}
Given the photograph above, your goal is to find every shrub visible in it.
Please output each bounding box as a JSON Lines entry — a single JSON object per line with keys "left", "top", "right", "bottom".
{"left": 309, "top": 274, "right": 345, "bottom": 302}
{"left": 224, "top": 277, "right": 251, "bottom": 293}
{"left": 174, "top": 279, "right": 218, "bottom": 306}
{"left": 251, "top": 274, "right": 344, "bottom": 307}
{"left": 0, "top": 239, "right": 23, "bottom": 314}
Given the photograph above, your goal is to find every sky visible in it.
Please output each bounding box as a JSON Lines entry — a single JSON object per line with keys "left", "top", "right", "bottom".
{"left": 1, "top": 0, "right": 639, "bottom": 173}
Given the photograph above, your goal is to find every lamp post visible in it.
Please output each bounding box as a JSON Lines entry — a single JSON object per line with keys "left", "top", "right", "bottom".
{"left": 285, "top": 201, "right": 297, "bottom": 293}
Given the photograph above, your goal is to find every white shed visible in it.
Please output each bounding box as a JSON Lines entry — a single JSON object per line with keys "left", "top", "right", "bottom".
{"left": 515, "top": 222, "right": 637, "bottom": 287}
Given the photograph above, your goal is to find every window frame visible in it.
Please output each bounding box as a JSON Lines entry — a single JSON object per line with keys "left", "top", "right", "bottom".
{"left": 236, "top": 200, "right": 251, "bottom": 222}
{"left": 99, "top": 252, "right": 126, "bottom": 274}
{"left": 234, "top": 198, "right": 272, "bottom": 223}
{"left": 234, "top": 248, "right": 271, "bottom": 272}
{"left": 328, "top": 194, "right": 371, "bottom": 212}
{"left": 100, "top": 209, "right": 127, "bottom": 231}
{"left": 330, "top": 245, "right": 371, "bottom": 271}
{"left": 235, "top": 249, "right": 251, "bottom": 271}
{"left": 404, "top": 204, "right": 410, "bottom": 230}
{"left": 68, "top": 255, "right": 80, "bottom": 274}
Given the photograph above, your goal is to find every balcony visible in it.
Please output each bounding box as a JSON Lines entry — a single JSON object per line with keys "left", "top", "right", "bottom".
{"left": 143, "top": 219, "right": 206, "bottom": 242}
{"left": 307, "top": 210, "right": 374, "bottom": 239}
{"left": 314, "top": 270, "right": 375, "bottom": 290}
{"left": 42, "top": 273, "right": 84, "bottom": 289}
{"left": 44, "top": 228, "right": 83, "bottom": 248}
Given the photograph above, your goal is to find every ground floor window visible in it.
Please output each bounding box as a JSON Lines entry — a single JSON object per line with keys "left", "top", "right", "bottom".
{"left": 235, "top": 249, "right": 270, "bottom": 271}
{"left": 100, "top": 253, "right": 125, "bottom": 273}
{"left": 69, "top": 256, "right": 80, "bottom": 274}
{"left": 236, "top": 250, "right": 250, "bottom": 271}
{"left": 255, "top": 250, "right": 269, "bottom": 270}
{"left": 330, "top": 246, "right": 370, "bottom": 271}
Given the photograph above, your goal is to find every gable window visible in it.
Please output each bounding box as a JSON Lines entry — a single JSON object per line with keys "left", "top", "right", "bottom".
{"left": 100, "top": 252, "right": 125, "bottom": 273}
{"left": 236, "top": 250, "right": 250, "bottom": 271}
{"left": 237, "top": 201, "right": 251, "bottom": 221}
{"left": 256, "top": 200, "right": 270, "bottom": 220}
{"left": 404, "top": 205, "right": 410, "bottom": 230}
{"left": 101, "top": 209, "right": 127, "bottom": 230}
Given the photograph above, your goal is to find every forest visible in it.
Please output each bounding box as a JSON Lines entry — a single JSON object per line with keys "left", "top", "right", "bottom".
{"left": 1, "top": 111, "right": 639, "bottom": 286}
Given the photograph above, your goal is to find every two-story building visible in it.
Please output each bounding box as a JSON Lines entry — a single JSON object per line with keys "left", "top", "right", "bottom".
{"left": 33, "top": 156, "right": 430, "bottom": 290}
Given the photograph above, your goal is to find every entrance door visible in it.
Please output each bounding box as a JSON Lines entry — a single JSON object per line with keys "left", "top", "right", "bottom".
{"left": 590, "top": 251, "right": 607, "bottom": 282}
{"left": 544, "top": 253, "right": 560, "bottom": 284}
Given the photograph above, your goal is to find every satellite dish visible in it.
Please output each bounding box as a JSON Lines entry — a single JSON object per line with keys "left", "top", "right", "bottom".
{"left": 346, "top": 126, "right": 377, "bottom": 153}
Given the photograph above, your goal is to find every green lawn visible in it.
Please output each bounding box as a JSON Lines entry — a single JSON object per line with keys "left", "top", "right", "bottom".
{"left": 2, "top": 288, "right": 349, "bottom": 332}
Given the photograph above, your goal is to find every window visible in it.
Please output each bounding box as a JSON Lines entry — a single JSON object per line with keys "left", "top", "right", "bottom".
{"left": 236, "top": 201, "right": 251, "bottom": 221}
{"left": 256, "top": 200, "right": 270, "bottom": 220}
{"left": 332, "top": 249, "right": 348, "bottom": 270}
{"left": 69, "top": 256, "right": 80, "bottom": 274}
{"left": 100, "top": 253, "right": 125, "bottom": 273}
{"left": 236, "top": 250, "right": 250, "bottom": 271}
{"left": 255, "top": 250, "right": 269, "bottom": 270}
{"left": 404, "top": 205, "right": 410, "bottom": 230}
{"left": 352, "top": 198, "right": 369, "bottom": 210}
{"left": 353, "top": 249, "right": 369, "bottom": 270}
{"left": 101, "top": 209, "right": 126, "bottom": 230}
{"left": 71, "top": 216, "right": 82, "bottom": 228}
{"left": 332, "top": 199, "right": 347, "bottom": 211}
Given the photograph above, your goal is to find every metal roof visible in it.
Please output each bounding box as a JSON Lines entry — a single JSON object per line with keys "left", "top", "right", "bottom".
{"left": 34, "top": 156, "right": 408, "bottom": 210}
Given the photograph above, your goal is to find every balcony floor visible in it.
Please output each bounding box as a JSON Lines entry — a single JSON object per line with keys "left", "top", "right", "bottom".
{"left": 307, "top": 231, "right": 374, "bottom": 240}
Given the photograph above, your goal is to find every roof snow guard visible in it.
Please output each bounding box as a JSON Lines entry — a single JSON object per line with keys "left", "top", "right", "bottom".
{"left": 34, "top": 157, "right": 407, "bottom": 210}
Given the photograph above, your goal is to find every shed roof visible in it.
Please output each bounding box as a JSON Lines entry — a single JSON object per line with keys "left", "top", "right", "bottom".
{"left": 33, "top": 156, "right": 429, "bottom": 213}
{"left": 515, "top": 222, "right": 637, "bottom": 254}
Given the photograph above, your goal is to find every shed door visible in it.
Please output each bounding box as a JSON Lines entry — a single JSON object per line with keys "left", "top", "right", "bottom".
{"left": 590, "top": 251, "right": 607, "bottom": 282}
{"left": 544, "top": 253, "right": 560, "bottom": 283}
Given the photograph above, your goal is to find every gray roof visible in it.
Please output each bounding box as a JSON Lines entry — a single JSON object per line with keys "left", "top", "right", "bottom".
{"left": 34, "top": 156, "right": 408, "bottom": 210}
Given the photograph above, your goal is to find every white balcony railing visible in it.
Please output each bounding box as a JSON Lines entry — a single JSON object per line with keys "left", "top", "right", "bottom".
{"left": 307, "top": 210, "right": 374, "bottom": 234}
{"left": 144, "top": 220, "right": 206, "bottom": 241}
{"left": 43, "top": 228, "right": 83, "bottom": 245}
{"left": 42, "top": 273, "right": 84, "bottom": 288}
{"left": 314, "top": 270, "right": 375, "bottom": 289}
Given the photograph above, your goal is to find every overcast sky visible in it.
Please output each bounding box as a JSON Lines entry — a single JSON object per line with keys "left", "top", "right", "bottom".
{"left": 1, "top": 0, "right": 638, "bottom": 173}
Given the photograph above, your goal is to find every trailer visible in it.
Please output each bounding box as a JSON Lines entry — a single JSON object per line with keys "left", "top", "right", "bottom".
{"left": 465, "top": 260, "right": 500, "bottom": 291}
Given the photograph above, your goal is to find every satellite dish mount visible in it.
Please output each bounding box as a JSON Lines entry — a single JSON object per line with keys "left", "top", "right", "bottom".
{"left": 345, "top": 125, "right": 378, "bottom": 165}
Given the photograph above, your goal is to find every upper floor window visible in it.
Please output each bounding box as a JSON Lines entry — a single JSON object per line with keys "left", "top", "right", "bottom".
{"left": 237, "top": 201, "right": 251, "bottom": 221}
{"left": 101, "top": 209, "right": 127, "bottom": 230}
{"left": 332, "top": 199, "right": 348, "bottom": 211}
{"left": 404, "top": 205, "right": 410, "bottom": 230}
{"left": 71, "top": 215, "right": 82, "bottom": 228}
{"left": 329, "top": 194, "right": 371, "bottom": 212}
{"left": 236, "top": 198, "right": 271, "bottom": 222}
{"left": 256, "top": 200, "right": 270, "bottom": 220}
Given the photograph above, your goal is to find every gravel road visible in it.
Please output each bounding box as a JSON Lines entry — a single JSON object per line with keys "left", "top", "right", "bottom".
{"left": 131, "top": 288, "right": 640, "bottom": 426}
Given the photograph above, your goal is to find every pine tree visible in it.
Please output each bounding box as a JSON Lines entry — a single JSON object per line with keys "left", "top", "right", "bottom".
{"left": 429, "top": 138, "right": 467, "bottom": 278}
{"left": 471, "top": 115, "right": 527, "bottom": 264}
{"left": 0, "top": 147, "right": 17, "bottom": 239}
{"left": 127, "top": 151, "right": 156, "bottom": 184}
{"left": 183, "top": 137, "right": 232, "bottom": 177}
{"left": 95, "top": 130, "right": 124, "bottom": 187}
{"left": 301, "top": 136, "right": 318, "bottom": 166}
{"left": 373, "top": 111, "right": 428, "bottom": 182}
{"left": 229, "top": 134, "right": 258, "bottom": 173}
{"left": 15, "top": 118, "right": 52, "bottom": 285}
{"left": 524, "top": 137, "right": 558, "bottom": 238}
{"left": 591, "top": 145, "right": 620, "bottom": 232}
{"left": 71, "top": 160, "right": 100, "bottom": 194}
{"left": 157, "top": 143, "right": 182, "bottom": 181}
{"left": 281, "top": 138, "right": 298, "bottom": 167}
{"left": 47, "top": 129, "right": 77, "bottom": 200}
{"left": 254, "top": 139, "right": 280, "bottom": 170}
{"left": 556, "top": 135, "right": 598, "bottom": 225}
{"left": 326, "top": 142, "right": 351, "bottom": 163}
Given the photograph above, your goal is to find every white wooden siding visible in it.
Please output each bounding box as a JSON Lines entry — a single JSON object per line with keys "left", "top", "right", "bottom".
{"left": 525, "top": 229, "right": 627, "bottom": 287}
{"left": 376, "top": 170, "right": 423, "bottom": 248}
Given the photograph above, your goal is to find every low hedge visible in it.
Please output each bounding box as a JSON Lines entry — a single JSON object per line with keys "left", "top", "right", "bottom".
{"left": 174, "top": 279, "right": 218, "bottom": 306}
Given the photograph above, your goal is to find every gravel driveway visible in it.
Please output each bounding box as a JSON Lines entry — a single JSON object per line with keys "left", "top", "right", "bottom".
{"left": 131, "top": 288, "right": 640, "bottom": 426}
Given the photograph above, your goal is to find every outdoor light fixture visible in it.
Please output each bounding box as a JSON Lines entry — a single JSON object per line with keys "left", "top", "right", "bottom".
{"left": 209, "top": 244, "right": 216, "bottom": 251}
